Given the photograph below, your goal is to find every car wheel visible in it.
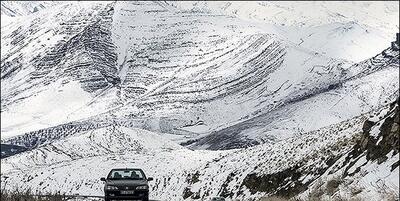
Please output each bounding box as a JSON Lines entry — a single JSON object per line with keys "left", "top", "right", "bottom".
{"left": 142, "top": 196, "right": 149, "bottom": 201}
{"left": 105, "top": 197, "right": 111, "bottom": 201}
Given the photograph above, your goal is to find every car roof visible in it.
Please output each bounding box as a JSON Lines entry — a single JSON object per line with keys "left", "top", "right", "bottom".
{"left": 110, "top": 168, "right": 143, "bottom": 171}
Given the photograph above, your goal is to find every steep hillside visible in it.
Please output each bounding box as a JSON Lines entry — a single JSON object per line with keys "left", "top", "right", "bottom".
{"left": 1, "top": 46, "right": 398, "bottom": 199}
{"left": 297, "top": 99, "right": 399, "bottom": 201}
{"left": 187, "top": 46, "right": 399, "bottom": 149}
{"left": 2, "top": 99, "right": 397, "bottom": 200}
{"left": 1, "top": 1, "right": 61, "bottom": 17}
{"left": 1, "top": 1, "right": 398, "bottom": 151}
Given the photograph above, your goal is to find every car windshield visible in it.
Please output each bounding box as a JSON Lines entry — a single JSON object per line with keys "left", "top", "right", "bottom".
{"left": 107, "top": 169, "right": 145, "bottom": 180}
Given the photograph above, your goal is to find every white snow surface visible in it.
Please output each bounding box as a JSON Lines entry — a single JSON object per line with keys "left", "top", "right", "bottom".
{"left": 0, "top": 114, "right": 364, "bottom": 200}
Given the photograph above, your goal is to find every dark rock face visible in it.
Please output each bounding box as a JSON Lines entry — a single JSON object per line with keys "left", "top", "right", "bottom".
{"left": 0, "top": 144, "right": 27, "bottom": 158}
{"left": 392, "top": 33, "right": 399, "bottom": 50}
{"left": 362, "top": 119, "right": 375, "bottom": 133}
{"left": 342, "top": 99, "right": 399, "bottom": 177}
{"left": 241, "top": 154, "right": 343, "bottom": 198}
{"left": 242, "top": 166, "right": 307, "bottom": 198}
{"left": 365, "top": 104, "right": 399, "bottom": 161}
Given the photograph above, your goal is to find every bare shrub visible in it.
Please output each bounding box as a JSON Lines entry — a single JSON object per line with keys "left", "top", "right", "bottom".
{"left": 259, "top": 196, "right": 290, "bottom": 201}
{"left": 326, "top": 177, "right": 342, "bottom": 195}
{"left": 348, "top": 197, "right": 363, "bottom": 201}
{"left": 0, "top": 188, "right": 65, "bottom": 201}
{"left": 308, "top": 179, "right": 324, "bottom": 201}
{"left": 349, "top": 185, "right": 363, "bottom": 196}
{"left": 382, "top": 191, "right": 399, "bottom": 201}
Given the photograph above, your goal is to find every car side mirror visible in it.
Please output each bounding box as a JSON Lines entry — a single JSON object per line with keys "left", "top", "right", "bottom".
{"left": 147, "top": 177, "right": 153, "bottom": 181}
{"left": 100, "top": 177, "right": 106, "bottom": 181}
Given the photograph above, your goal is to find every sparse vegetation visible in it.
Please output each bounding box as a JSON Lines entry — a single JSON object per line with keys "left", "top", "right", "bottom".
{"left": 259, "top": 196, "right": 292, "bottom": 201}
{"left": 0, "top": 188, "right": 65, "bottom": 201}
{"left": 349, "top": 185, "right": 363, "bottom": 197}
{"left": 308, "top": 179, "right": 324, "bottom": 201}
{"left": 326, "top": 177, "right": 343, "bottom": 195}
{"left": 259, "top": 192, "right": 396, "bottom": 201}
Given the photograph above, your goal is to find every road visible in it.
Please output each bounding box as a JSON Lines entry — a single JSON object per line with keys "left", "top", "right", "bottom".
{"left": 35, "top": 194, "right": 160, "bottom": 201}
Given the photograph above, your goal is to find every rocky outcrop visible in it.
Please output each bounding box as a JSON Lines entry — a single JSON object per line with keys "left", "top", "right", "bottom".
{"left": 391, "top": 33, "right": 399, "bottom": 50}
{"left": 0, "top": 144, "right": 27, "bottom": 159}
{"left": 295, "top": 99, "right": 400, "bottom": 200}
{"left": 342, "top": 99, "right": 399, "bottom": 177}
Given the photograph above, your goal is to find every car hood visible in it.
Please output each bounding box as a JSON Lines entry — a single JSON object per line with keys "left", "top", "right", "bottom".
{"left": 106, "top": 179, "right": 147, "bottom": 186}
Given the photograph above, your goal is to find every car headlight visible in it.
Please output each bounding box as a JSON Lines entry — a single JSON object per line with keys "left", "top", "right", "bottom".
{"left": 136, "top": 185, "right": 148, "bottom": 190}
{"left": 106, "top": 185, "right": 118, "bottom": 190}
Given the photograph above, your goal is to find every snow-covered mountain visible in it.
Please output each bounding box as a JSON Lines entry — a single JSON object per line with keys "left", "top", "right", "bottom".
{"left": 1, "top": 1, "right": 60, "bottom": 17}
{"left": 0, "top": 1, "right": 62, "bottom": 28}
{"left": 1, "top": 98, "right": 398, "bottom": 200}
{"left": 167, "top": 1, "right": 399, "bottom": 62}
{"left": 1, "top": 1, "right": 399, "bottom": 200}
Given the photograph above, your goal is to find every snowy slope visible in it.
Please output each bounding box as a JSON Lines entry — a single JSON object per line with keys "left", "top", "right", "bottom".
{"left": 298, "top": 99, "right": 399, "bottom": 201}
{"left": 2, "top": 1, "right": 398, "bottom": 150}
{"left": 190, "top": 47, "right": 399, "bottom": 149}
{"left": 167, "top": 1, "right": 399, "bottom": 32}
{"left": 1, "top": 48, "right": 398, "bottom": 199}
{"left": 1, "top": 1, "right": 61, "bottom": 17}
{"left": 167, "top": 1, "right": 399, "bottom": 62}
{"left": 1, "top": 103, "right": 392, "bottom": 200}
{"left": 0, "top": 126, "right": 227, "bottom": 199}
{"left": 1, "top": 2, "right": 118, "bottom": 137}
{"left": 0, "top": 1, "right": 64, "bottom": 28}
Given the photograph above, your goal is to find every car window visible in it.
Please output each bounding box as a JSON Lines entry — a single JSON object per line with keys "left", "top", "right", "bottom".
{"left": 107, "top": 169, "right": 145, "bottom": 180}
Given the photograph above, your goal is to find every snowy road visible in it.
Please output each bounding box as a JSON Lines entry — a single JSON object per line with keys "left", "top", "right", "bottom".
{"left": 37, "top": 194, "right": 161, "bottom": 201}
